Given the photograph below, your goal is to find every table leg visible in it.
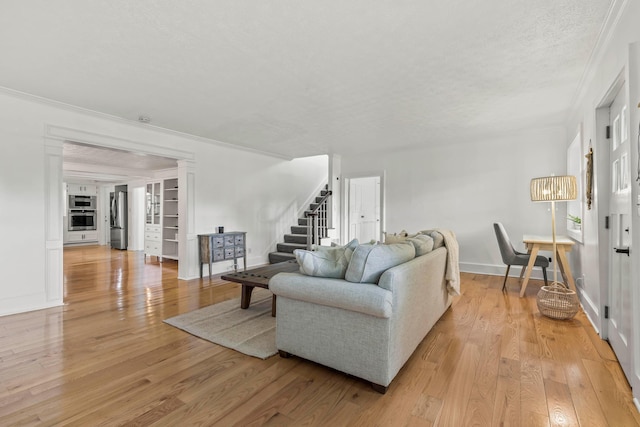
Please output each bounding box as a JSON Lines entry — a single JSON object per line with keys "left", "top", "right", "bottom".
{"left": 241, "top": 285, "right": 254, "bottom": 309}
{"left": 271, "top": 295, "right": 276, "bottom": 317}
{"left": 518, "top": 247, "right": 533, "bottom": 283}
{"left": 556, "top": 246, "right": 576, "bottom": 292}
{"left": 520, "top": 244, "right": 540, "bottom": 297}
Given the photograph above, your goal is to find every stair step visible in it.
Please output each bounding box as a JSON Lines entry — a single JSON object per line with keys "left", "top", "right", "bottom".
{"left": 298, "top": 218, "right": 308, "bottom": 226}
{"left": 277, "top": 242, "right": 307, "bottom": 253}
{"left": 269, "top": 252, "right": 296, "bottom": 264}
{"left": 315, "top": 196, "right": 326, "bottom": 203}
{"left": 309, "top": 203, "right": 319, "bottom": 211}
{"left": 321, "top": 190, "right": 329, "bottom": 196}
{"left": 284, "top": 234, "right": 308, "bottom": 244}
{"left": 291, "top": 225, "right": 308, "bottom": 235}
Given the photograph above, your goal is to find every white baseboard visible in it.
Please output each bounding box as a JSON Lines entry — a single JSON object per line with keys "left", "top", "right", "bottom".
{"left": 0, "top": 299, "right": 63, "bottom": 317}
{"left": 460, "top": 262, "right": 546, "bottom": 280}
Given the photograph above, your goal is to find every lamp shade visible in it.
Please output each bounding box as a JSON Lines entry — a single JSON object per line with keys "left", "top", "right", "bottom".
{"left": 530, "top": 175, "right": 577, "bottom": 202}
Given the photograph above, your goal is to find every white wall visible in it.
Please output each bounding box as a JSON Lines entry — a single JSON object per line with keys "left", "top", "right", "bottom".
{"left": 193, "top": 151, "right": 328, "bottom": 272}
{"left": 0, "top": 89, "right": 327, "bottom": 316}
{"left": 0, "top": 100, "right": 48, "bottom": 314}
{"left": 341, "top": 126, "right": 567, "bottom": 278}
{"left": 564, "top": 0, "right": 640, "bottom": 404}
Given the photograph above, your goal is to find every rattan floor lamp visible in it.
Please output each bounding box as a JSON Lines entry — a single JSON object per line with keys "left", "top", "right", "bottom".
{"left": 530, "top": 175, "right": 580, "bottom": 319}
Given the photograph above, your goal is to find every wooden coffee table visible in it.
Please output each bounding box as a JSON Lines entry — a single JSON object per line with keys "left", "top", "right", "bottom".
{"left": 221, "top": 260, "right": 299, "bottom": 316}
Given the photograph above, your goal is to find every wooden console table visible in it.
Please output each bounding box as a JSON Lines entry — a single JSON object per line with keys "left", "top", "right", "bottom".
{"left": 198, "top": 232, "right": 246, "bottom": 279}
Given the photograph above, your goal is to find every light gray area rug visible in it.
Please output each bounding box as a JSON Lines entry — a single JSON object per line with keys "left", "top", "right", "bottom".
{"left": 164, "top": 288, "right": 276, "bottom": 359}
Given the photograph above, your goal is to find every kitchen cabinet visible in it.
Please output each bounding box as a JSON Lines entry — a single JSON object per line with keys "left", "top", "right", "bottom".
{"left": 144, "top": 224, "right": 162, "bottom": 259}
{"left": 145, "top": 181, "right": 161, "bottom": 225}
{"left": 66, "top": 230, "right": 98, "bottom": 243}
{"left": 67, "top": 183, "right": 96, "bottom": 195}
{"left": 162, "top": 178, "right": 179, "bottom": 261}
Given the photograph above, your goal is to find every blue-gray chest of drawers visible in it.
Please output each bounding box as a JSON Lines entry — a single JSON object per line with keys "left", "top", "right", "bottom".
{"left": 198, "top": 232, "right": 247, "bottom": 279}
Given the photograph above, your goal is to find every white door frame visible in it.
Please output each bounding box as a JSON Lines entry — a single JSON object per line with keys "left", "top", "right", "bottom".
{"left": 43, "top": 125, "right": 197, "bottom": 299}
{"left": 342, "top": 172, "right": 384, "bottom": 244}
{"left": 594, "top": 71, "right": 626, "bottom": 339}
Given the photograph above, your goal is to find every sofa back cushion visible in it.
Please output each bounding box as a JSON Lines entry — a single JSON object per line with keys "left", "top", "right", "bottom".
{"left": 406, "top": 234, "right": 434, "bottom": 256}
{"left": 345, "top": 242, "right": 416, "bottom": 284}
{"left": 294, "top": 239, "right": 359, "bottom": 279}
{"left": 420, "top": 230, "right": 444, "bottom": 249}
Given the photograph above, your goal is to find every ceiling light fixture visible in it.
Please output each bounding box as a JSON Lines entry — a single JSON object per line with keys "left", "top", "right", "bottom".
{"left": 138, "top": 115, "right": 151, "bottom": 123}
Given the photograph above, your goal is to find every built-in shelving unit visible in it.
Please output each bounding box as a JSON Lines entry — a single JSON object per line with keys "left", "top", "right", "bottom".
{"left": 144, "top": 181, "right": 162, "bottom": 259}
{"left": 162, "top": 178, "right": 179, "bottom": 260}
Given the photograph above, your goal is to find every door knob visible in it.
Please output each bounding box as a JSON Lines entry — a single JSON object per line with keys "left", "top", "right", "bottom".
{"left": 614, "top": 247, "right": 630, "bottom": 256}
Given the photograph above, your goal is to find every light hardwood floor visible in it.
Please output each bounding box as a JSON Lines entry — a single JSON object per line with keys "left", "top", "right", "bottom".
{"left": 1, "top": 245, "right": 639, "bottom": 426}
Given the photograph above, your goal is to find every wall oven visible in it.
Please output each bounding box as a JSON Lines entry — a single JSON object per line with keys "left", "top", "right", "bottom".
{"left": 68, "top": 210, "right": 97, "bottom": 231}
{"left": 69, "top": 195, "right": 96, "bottom": 210}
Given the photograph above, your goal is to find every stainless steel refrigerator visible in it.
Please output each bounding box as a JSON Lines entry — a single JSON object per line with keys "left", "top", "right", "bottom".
{"left": 110, "top": 185, "right": 128, "bottom": 250}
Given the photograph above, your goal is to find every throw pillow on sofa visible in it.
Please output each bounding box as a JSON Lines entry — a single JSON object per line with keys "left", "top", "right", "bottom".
{"left": 406, "top": 234, "right": 434, "bottom": 256}
{"left": 383, "top": 229, "right": 409, "bottom": 244}
{"left": 294, "top": 239, "right": 359, "bottom": 279}
{"left": 421, "top": 230, "right": 444, "bottom": 249}
{"left": 345, "top": 242, "right": 416, "bottom": 284}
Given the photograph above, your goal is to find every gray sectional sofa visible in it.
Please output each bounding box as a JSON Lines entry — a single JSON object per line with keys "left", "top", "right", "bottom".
{"left": 270, "top": 231, "right": 457, "bottom": 393}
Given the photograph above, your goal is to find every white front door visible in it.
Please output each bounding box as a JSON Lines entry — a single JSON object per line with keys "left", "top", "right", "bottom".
{"left": 348, "top": 176, "right": 381, "bottom": 243}
{"left": 607, "top": 85, "right": 633, "bottom": 381}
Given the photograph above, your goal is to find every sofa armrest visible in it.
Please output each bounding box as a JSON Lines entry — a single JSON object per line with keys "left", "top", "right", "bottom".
{"left": 270, "top": 273, "right": 393, "bottom": 318}
{"left": 377, "top": 246, "right": 447, "bottom": 293}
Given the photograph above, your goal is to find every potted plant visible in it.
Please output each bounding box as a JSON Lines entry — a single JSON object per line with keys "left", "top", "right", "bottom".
{"left": 567, "top": 214, "right": 581, "bottom": 230}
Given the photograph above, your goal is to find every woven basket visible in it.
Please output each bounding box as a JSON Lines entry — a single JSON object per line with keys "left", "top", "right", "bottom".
{"left": 536, "top": 283, "right": 579, "bottom": 320}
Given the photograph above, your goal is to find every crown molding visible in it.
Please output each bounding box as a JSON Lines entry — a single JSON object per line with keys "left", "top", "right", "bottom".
{"left": 567, "top": 0, "right": 629, "bottom": 115}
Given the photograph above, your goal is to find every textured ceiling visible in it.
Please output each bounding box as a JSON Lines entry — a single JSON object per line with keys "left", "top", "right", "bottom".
{"left": 0, "top": 1, "right": 612, "bottom": 159}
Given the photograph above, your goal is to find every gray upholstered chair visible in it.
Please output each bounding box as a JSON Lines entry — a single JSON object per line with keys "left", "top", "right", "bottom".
{"left": 493, "top": 223, "right": 548, "bottom": 291}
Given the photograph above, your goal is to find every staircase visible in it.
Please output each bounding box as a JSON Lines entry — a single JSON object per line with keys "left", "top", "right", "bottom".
{"left": 268, "top": 185, "right": 331, "bottom": 264}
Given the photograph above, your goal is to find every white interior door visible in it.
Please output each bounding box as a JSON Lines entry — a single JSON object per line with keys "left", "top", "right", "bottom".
{"left": 348, "top": 176, "right": 381, "bottom": 243}
{"left": 607, "top": 86, "right": 633, "bottom": 382}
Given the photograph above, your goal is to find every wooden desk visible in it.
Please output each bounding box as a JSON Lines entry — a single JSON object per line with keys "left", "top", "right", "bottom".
{"left": 519, "top": 234, "right": 576, "bottom": 297}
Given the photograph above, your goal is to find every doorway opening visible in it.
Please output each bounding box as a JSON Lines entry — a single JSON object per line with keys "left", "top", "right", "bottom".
{"left": 594, "top": 71, "right": 633, "bottom": 384}
{"left": 45, "top": 125, "right": 195, "bottom": 308}
{"left": 345, "top": 175, "right": 383, "bottom": 244}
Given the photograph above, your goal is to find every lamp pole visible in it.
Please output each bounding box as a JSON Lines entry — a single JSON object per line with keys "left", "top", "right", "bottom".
{"left": 550, "top": 199, "right": 559, "bottom": 286}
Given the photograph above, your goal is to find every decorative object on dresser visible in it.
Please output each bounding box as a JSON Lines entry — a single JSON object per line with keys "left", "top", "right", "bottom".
{"left": 198, "top": 231, "right": 246, "bottom": 278}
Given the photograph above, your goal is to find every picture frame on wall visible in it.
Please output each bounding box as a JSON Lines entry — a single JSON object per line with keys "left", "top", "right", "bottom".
{"left": 567, "top": 126, "right": 584, "bottom": 243}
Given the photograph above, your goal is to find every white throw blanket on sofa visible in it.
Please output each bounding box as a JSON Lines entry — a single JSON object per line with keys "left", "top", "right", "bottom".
{"left": 425, "top": 229, "right": 460, "bottom": 296}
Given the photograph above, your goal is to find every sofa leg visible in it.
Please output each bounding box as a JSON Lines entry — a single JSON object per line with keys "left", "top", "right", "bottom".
{"left": 371, "top": 383, "right": 388, "bottom": 394}
{"left": 278, "top": 350, "right": 292, "bottom": 358}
